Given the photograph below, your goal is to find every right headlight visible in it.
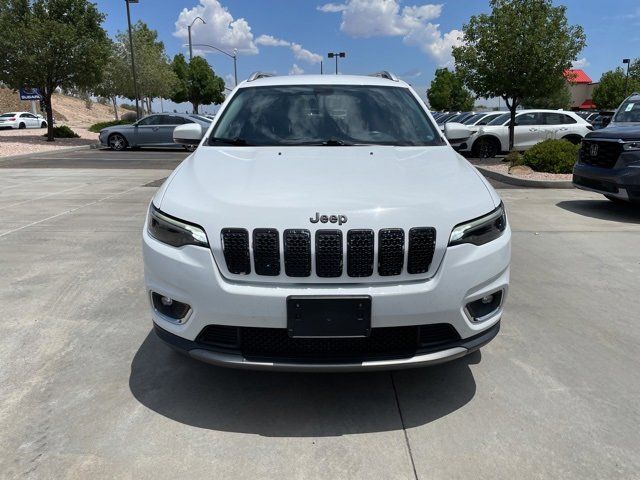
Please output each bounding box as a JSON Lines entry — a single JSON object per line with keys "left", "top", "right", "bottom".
{"left": 147, "top": 203, "right": 209, "bottom": 248}
{"left": 449, "top": 204, "right": 507, "bottom": 247}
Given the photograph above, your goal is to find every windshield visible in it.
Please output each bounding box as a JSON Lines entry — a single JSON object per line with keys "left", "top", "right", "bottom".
{"left": 210, "top": 85, "right": 442, "bottom": 146}
{"left": 487, "top": 113, "right": 511, "bottom": 126}
{"left": 463, "top": 113, "right": 486, "bottom": 125}
{"left": 613, "top": 99, "right": 640, "bottom": 123}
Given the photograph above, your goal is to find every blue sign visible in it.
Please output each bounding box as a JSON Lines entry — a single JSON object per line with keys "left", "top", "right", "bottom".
{"left": 19, "top": 88, "right": 42, "bottom": 101}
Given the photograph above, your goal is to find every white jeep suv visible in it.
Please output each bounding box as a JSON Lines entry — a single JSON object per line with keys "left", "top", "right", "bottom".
{"left": 459, "top": 109, "right": 592, "bottom": 158}
{"left": 143, "top": 72, "right": 511, "bottom": 371}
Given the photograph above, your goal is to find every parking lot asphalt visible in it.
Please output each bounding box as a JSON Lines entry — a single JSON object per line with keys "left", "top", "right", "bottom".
{"left": 1, "top": 160, "right": 639, "bottom": 479}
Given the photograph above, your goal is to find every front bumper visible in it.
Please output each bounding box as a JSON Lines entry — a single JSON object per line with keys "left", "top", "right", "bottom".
{"left": 154, "top": 321, "right": 500, "bottom": 371}
{"left": 573, "top": 160, "right": 640, "bottom": 202}
{"left": 143, "top": 223, "right": 510, "bottom": 370}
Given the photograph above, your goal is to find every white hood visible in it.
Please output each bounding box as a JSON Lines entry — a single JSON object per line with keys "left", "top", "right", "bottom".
{"left": 157, "top": 145, "right": 498, "bottom": 283}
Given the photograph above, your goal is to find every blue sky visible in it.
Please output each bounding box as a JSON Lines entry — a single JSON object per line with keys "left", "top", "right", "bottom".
{"left": 95, "top": 0, "right": 640, "bottom": 113}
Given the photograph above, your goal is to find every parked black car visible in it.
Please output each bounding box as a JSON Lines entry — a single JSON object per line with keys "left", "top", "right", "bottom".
{"left": 573, "top": 93, "right": 640, "bottom": 204}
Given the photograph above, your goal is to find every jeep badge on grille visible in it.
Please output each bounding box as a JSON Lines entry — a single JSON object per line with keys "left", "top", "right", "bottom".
{"left": 310, "top": 212, "right": 347, "bottom": 225}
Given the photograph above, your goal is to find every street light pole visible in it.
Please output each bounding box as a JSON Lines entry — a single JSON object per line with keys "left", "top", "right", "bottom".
{"left": 327, "top": 52, "right": 345, "bottom": 74}
{"left": 623, "top": 58, "right": 631, "bottom": 95}
{"left": 187, "top": 16, "right": 206, "bottom": 61}
{"left": 189, "top": 43, "right": 238, "bottom": 86}
{"left": 125, "top": 0, "right": 140, "bottom": 120}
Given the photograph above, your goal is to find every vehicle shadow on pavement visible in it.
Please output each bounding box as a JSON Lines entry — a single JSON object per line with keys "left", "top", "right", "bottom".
{"left": 129, "top": 331, "right": 478, "bottom": 437}
{"left": 557, "top": 200, "right": 640, "bottom": 224}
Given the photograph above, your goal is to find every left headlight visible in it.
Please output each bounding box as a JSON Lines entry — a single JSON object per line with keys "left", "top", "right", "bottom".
{"left": 449, "top": 204, "right": 507, "bottom": 247}
{"left": 147, "top": 203, "right": 209, "bottom": 248}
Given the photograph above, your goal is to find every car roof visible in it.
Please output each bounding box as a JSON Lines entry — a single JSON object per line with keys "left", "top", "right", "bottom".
{"left": 237, "top": 74, "right": 409, "bottom": 89}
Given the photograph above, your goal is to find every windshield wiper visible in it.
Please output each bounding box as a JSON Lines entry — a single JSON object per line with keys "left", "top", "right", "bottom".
{"left": 210, "top": 136, "right": 251, "bottom": 146}
{"left": 285, "top": 139, "right": 359, "bottom": 146}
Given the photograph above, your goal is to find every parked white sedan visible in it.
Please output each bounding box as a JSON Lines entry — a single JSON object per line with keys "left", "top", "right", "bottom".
{"left": 0, "top": 111, "right": 47, "bottom": 129}
{"left": 458, "top": 109, "right": 592, "bottom": 158}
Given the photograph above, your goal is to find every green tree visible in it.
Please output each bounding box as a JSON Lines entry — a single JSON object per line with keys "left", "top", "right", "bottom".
{"left": 170, "top": 54, "right": 225, "bottom": 114}
{"left": 453, "top": 0, "right": 586, "bottom": 150}
{"left": 427, "top": 68, "right": 475, "bottom": 111}
{"left": 115, "top": 21, "right": 176, "bottom": 113}
{"left": 94, "top": 43, "right": 129, "bottom": 120}
{"left": 522, "top": 82, "right": 572, "bottom": 109}
{"left": 0, "top": 0, "right": 110, "bottom": 141}
{"left": 592, "top": 68, "right": 640, "bottom": 110}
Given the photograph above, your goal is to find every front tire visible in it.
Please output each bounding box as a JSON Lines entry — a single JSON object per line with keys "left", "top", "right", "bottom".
{"left": 184, "top": 144, "right": 197, "bottom": 152}
{"left": 41, "top": 121, "right": 47, "bottom": 128}
{"left": 472, "top": 137, "right": 500, "bottom": 159}
{"left": 18, "top": 122, "right": 26, "bottom": 129}
{"left": 108, "top": 133, "right": 128, "bottom": 151}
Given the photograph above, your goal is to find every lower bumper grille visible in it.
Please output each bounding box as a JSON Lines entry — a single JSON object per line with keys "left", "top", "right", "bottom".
{"left": 196, "top": 323, "right": 460, "bottom": 362}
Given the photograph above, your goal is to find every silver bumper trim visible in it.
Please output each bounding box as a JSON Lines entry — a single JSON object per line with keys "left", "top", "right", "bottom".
{"left": 189, "top": 346, "right": 469, "bottom": 372}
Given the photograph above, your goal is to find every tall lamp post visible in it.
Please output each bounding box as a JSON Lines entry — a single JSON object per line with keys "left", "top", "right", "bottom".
{"left": 188, "top": 16, "right": 206, "bottom": 61}
{"left": 125, "top": 0, "right": 140, "bottom": 120}
{"left": 623, "top": 58, "right": 631, "bottom": 95}
{"left": 190, "top": 43, "right": 238, "bottom": 86}
{"left": 327, "top": 52, "right": 345, "bottom": 74}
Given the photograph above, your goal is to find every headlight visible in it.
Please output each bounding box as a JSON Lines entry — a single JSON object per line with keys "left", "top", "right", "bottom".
{"left": 449, "top": 204, "right": 507, "bottom": 246}
{"left": 147, "top": 204, "right": 209, "bottom": 248}
{"left": 622, "top": 141, "right": 640, "bottom": 151}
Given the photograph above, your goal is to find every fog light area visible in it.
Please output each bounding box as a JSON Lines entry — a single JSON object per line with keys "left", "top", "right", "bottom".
{"left": 151, "top": 292, "right": 191, "bottom": 323}
{"left": 466, "top": 290, "right": 503, "bottom": 322}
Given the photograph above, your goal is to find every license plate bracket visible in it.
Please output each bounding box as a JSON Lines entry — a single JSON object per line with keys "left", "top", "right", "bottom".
{"left": 287, "top": 296, "right": 372, "bottom": 338}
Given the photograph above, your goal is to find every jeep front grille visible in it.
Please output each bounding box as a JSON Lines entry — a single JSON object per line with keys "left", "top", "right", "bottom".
{"left": 221, "top": 227, "right": 436, "bottom": 279}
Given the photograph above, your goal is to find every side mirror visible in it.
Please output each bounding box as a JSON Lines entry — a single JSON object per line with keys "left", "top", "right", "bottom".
{"left": 173, "top": 123, "right": 203, "bottom": 145}
{"left": 443, "top": 122, "right": 472, "bottom": 142}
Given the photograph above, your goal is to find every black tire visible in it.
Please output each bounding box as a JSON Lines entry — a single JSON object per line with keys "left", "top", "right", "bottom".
{"left": 108, "top": 133, "right": 128, "bottom": 151}
{"left": 471, "top": 136, "right": 500, "bottom": 159}
{"left": 562, "top": 135, "right": 582, "bottom": 145}
{"left": 18, "top": 122, "right": 26, "bottom": 129}
{"left": 184, "top": 144, "right": 197, "bottom": 152}
{"left": 41, "top": 121, "right": 47, "bottom": 128}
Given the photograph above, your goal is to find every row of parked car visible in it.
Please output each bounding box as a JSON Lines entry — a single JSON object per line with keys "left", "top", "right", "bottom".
{"left": 433, "top": 109, "right": 593, "bottom": 158}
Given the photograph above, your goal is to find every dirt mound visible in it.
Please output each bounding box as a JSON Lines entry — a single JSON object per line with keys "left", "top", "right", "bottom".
{"left": 0, "top": 87, "right": 115, "bottom": 127}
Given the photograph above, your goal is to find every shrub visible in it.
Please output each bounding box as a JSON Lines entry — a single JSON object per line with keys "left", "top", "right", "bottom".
{"left": 505, "top": 149, "right": 524, "bottom": 167}
{"left": 523, "top": 139, "right": 580, "bottom": 174}
{"left": 88, "top": 119, "right": 130, "bottom": 133}
{"left": 43, "top": 125, "right": 79, "bottom": 138}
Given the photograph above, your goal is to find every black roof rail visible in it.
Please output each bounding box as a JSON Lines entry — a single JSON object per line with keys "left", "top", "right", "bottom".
{"left": 369, "top": 71, "right": 399, "bottom": 82}
{"left": 247, "top": 72, "right": 275, "bottom": 82}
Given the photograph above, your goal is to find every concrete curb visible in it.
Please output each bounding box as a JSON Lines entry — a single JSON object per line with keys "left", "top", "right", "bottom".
{"left": 0, "top": 144, "right": 95, "bottom": 163}
{"left": 475, "top": 166, "right": 573, "bottom": 189}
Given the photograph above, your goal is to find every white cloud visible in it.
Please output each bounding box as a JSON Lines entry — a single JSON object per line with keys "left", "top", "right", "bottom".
{"left": 174, "top": 0, "right": 258, "bottom": 55}
{"left": 255, "top": 34, "right": 290, "bottom": 47}
{"left": 289, "top": 64, "right": 305, "bottom": 75}
{"left": 317, "top": 3, "right": 347, "bottom": 12}
{"left": 318, "top": 0, "right": 461, "bottom": 65}
{"left": 572, "top": 58, "right": 590, "bottom": 69}
{"left": 256, "top": 35, "right": 322, "bottom": 64}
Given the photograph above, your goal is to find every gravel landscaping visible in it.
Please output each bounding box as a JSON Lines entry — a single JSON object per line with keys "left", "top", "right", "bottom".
{"left": 468, "top": 157, "right": 572, "bottom": 182}
{"left": 0, "top": 126, "right": 98, "bottom": 157}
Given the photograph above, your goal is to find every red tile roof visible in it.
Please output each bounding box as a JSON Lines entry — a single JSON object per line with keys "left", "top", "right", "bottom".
{"left": 565, "top": 69, "right": 592, "bottom": 84}
{"left": 579, "top": 99, "right": 596, "bottom": 109}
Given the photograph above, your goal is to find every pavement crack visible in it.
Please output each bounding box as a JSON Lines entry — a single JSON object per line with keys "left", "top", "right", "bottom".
{"left": 390, "top": 371, "right": 419, "bottom": 480}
